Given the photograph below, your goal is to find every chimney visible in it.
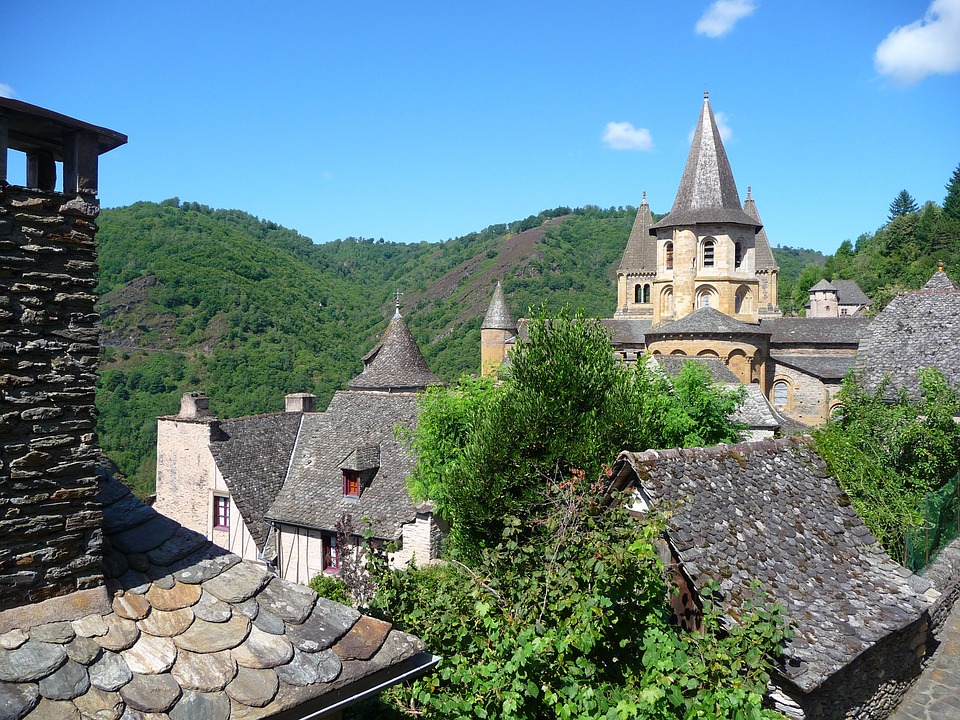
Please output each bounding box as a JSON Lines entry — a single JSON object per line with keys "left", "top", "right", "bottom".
{"left": 0, "top": 99, "right": 125, "bottom": 621}
{"left": 179, "top": 391, "right": 212, "bottom": 419}
{"left": 285, "top": 393, "right": 317, "bottom": 413}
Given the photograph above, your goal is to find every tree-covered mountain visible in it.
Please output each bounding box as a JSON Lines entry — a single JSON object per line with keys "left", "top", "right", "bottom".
{"left": 95, "top": 183, "right": 946, "bottom": 495}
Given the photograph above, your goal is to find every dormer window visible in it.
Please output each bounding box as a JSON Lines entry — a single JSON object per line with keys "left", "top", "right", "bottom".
{"left": 343, "top": 470, "right": 361, "bottom": 498}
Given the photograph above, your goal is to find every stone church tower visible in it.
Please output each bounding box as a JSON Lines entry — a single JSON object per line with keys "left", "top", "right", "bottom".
{"left": 616, "top": 92, "right": 780, "bottom": 326}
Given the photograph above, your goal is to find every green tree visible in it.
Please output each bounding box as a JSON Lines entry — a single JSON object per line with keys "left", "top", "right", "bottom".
{"left": 944, "top": 163, "right": 960, "bottom": 222}
{"left": 888, "top": 189, "right": 918, "bottom": 221}
{"left": 405, "top": 310, "right": 744, "bottom": 562}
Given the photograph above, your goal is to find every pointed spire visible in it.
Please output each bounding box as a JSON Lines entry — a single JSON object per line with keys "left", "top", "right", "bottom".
{"left": 619, "top": 191, "right": 656, "bottom": 272}
{"left": 922, "top": 263, "right": 959, "bottom": 291}
{"left": 651, "top": 93, "right": 760, "bottom": 230}
{"left": 482, "top": 281, "right": 516, "bottom": 331}
{"left": 741, "top": 187, "right": 778, "bottom": 271}
{"left": 349, "top": 304, "right": 441, "bottom": 392}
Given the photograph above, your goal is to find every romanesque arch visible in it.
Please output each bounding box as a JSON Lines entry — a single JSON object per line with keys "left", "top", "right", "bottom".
{"left": 701, "top": 237, "right": 716, "bottom": 268}
{"left": 696, "top": 285, "right": 717, "bottom": 309}
{"left": 735, "top": 285, "right": 752, "bottom": 314}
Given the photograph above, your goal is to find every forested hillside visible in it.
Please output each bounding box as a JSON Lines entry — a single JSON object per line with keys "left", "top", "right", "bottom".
{"left": 95, "top": 165, "right": 959, "bottom": 495}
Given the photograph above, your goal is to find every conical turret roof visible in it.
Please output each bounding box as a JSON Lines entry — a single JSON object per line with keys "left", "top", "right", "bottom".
{"left": 482, "top": 281, "right": 517, "bottom": 331}
{"left": 923, "top": 264, "right": 959, "bottom": 291}
{"left": 349, "top": 307, "right": 442, "bottom": 392}
{"left": 651, "top": 92, "right": 760, "bottom": 231}
{"left": 741, "top": 187, "right": 778, "bottom": 270}
{"left": 618, "top": 192, "right": 656, "bottom": 272}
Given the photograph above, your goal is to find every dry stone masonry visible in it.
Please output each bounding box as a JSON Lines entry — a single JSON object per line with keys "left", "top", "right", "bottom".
{"left": 0, "top": 97, "right": 125, "bottom": 615}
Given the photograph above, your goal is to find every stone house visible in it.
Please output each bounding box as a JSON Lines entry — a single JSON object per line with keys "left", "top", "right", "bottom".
{"left": 0, "top": 97, "right": 435, "bottom": 719}
{"left": 807, "top": 279, "right": 871, "bottom": 317}
{"left": 155, "top": 304, "right": 447, "bottom": 583}
{"left": 606, "top": 437, "right": 940, "bottom": 720}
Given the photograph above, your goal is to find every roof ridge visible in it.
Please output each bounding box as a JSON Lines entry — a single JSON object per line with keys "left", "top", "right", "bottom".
{"left": 619, "top": 434, "right": 812, "bottom": 465}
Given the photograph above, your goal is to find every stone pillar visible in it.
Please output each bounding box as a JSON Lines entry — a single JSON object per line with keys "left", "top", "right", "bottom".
{"left": 673, "top": 229, "right": 697, "bottom": 319}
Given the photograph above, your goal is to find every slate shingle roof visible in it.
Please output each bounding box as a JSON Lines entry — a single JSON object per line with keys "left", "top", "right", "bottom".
{"left": 651, "top": 93, "right": 760, "bottom": 231}
{"left": 610, "top": 437, "right": 935, "bottom": 693}
{"left": 771, "top": 353, "right": 855, "bottom": 381}
{"left": 762, "top": 317, "right": 872, "bottom": 346}
{"left": 741, "top": 190, "right": 778, "bottom": 271}
{"left": 210, "top": 413, "right": 303, "bottom": 551}
{"left": 266, "top": 391, "right": 422, "bottom": 539}
{"left": 855, "top": 269, "right": 960, "bottom": 399}
{"left": 809, "top": 279, "right": 837, "bottom": 292}
{"left": 481, "top": 281, "right": 517, "bottom": 331}
{"left": 349, "top": 311, "right": 442, "bottom": 392}
{"left": 618, "top": 194, "right": 656, "bottom": 272}
{"left": 0, "top": 473, "right": 430, "bottom": 719}
{"left": 833, "top": 280, "right": 871, "bottom": 306}
{"left": 600, "top": 317, "right": 652, "bottom": 346}
{"left": 648, "top": 306, "right": 769, "bottom": 337}
{"left": 650, "top": 355, "right": 740, "bottom": 384}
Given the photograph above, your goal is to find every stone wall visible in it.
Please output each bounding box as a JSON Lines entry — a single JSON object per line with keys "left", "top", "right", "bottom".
{"left": 769, "top": 363, "right": 833, "bottom": 426}
{"left": 0, "top": 184, "right": 104, "bottom": 611}
{"left": 154, "top": 416, "right": 219, "bottom": 538}
{"left": 920, "top": 535, "right": 960, "bottom": 634}
{"left": 774, "top": 616, "right": 929, "bottom": 720}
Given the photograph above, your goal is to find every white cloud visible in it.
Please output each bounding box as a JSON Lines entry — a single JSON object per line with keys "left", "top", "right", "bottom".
{"left": 875, "top": 0, "right": 960, "bottom": 85}
{"left": 688, "top": 111, "right": 734, "bottom": 144}
{"left": 0, "top": 83, "right": 16, "bottom": 99}
{"left": 695, "top": 0, "right": 757, "bottom": 38}
{"left": 602, "top": 121, "right": 653, "bottom": 151}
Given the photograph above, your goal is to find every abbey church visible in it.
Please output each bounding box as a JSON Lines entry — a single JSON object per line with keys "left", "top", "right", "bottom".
{"left": 483, "top": 92, "right": 889, "bottom": 427}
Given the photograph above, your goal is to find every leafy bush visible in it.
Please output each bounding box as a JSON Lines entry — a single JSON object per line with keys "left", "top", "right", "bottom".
{"left": 308, "top": 573, "right": 349, "bottom": 605}
{"left": 368, "top": 474, "right": 789, "bottom": 719}
{"left": 814, "top": 369, "right": 960, "bottom": 562}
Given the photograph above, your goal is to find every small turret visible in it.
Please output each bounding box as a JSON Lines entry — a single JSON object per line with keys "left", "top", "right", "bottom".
{"left": 481, "top": 281, "right": 517, "bottom": 376}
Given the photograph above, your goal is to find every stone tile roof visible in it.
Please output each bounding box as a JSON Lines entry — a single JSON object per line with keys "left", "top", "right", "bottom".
{"left": 610, "top": 437, "right": 935, "bottom": 693}
{"left": 651, "top": 93, "right": 760, "bottom": 231}
{"left": 771, "top": 353, "right": 855, "bottom": 381}
{"left": 648, "top": 306, "right": 770, "bottom": 337}
{"left": 732, "top": 383, "right": 780, "bottom": 430}
{"left": 210, "top": 413, "right": 303, "bottom": 552}
{"left": 266, "top": 391, "right": 422, "bottom": 539}
{"left": 618, "top": 194, "right": 656, "bottom": 272}
{"left": 650, "top": 355, "right": 740, "bottom": 384}
{"left": 833, "top": 280, "right": 871, "bottom": 306}
{"left": 349, "top": 311, "right": 442, "bottom": 392}
{"left": 481, "top": 281, "right": 516, "bottom": 331}
{"left": 741, "top": 190, "right": 778, "bottom": 271}
{"left": 762, "top": 317, "right": 872, "bottom": 346}
{"left": 600, "top": 317, "right": 652, "bottom": 346}
{"left": 809, "top": 279, "right": 837, "bottom": 292}
{"left": 855, "top": 269, "right": 960, "bottom": 399}
{"left": 0, "top": 475, "right": 429, "bottom": 719}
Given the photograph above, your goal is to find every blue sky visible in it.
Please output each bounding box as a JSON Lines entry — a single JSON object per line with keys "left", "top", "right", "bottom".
{"left": 4, "top": 1, "right": 960, "bottom": 255}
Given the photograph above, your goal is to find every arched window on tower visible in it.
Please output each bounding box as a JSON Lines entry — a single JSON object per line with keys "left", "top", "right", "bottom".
{"left": 665, "top": 242, "right": 674, "bottom": 271}
{"left": 735, "top": 241, "right": 743, "bottom": 269}
{"left": 634, "top": 284, "right": 643, "bottom": 304}
{"left": 702, "top": 238, "right": 715, "bottom": 268}
{"left": 643, "top": 284, "right": 651, "bottom": 303}
{"left": 662, "top": 286, "right": 674, "bottom": 315}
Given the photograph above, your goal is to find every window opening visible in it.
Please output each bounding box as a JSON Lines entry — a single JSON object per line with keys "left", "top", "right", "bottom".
{"left": 634, "top": 284, "right": 643, "bottom": 304}
{"left": 735, "top": 242, "right": 743, "bottom": 269}
{"left": 773, "top": 381, "right": 789, "bottom": 407}
{"left": 343, "top": 470, "right": 361, "bottom": 497}
{"left": 643, "top": 284, "right": 651, "bottom": 303}
{"left": 323, "top": 533, "right": 340, "bottom": 572}
{"left": 213, "top": 495, "right": 229, "bottom": 531}
{"left": 665, "top": 242, "right": 674, "bottom": 270}
{"left": 702, "top": 239, "right": 715, "bottom": 268}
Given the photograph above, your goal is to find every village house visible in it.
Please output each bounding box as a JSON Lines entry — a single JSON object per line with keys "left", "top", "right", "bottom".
{"left": 0, "top": 97, "right": 435, "bottom": 719}
{"left": 154, "top": 301, "right": 447, "bottom": 583}
{"left": 606, "top": 437, "right": 943, "bottom": 720}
